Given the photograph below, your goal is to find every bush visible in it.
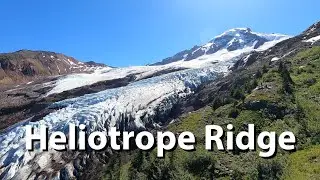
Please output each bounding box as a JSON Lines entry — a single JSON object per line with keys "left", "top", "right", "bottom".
{"left": 244, "top": 79, "right": 258, "bottom": 93}
{"left": 131, "top": 151, "right": 144, "bottom": 170}
{"left": 212, "top": 97, "right": 223, "bottom": 110}
{"left": 256, "top": 161, "right": 283, "bottom": 180}
{"left": 262, "top": 64, "right": 269, "bottom": 73}
{"left": 255, "top": 70, "right": 263, "bottom": 78}
{"left": 278, "top": 62, "right": 294, "bottom": 94}
{"left": 184, "top": 154, "right": 216, "bottom": 178}
{"left": 231, "top": 169, "right": 244, "bottom": 180}
{"left": 303, "top": 78, "right": 317, "bottom": 86}
{"left": 145, "top": 159, "right": 175, "bottom": 180}
{"left": 212, "top": 95, "right": 235, "bottom": 110}
{"left": 232, "top": 88, "right": 245, "bottom": 100}
{"left": 228, "top": 108, "right": 240, "bottom": 118}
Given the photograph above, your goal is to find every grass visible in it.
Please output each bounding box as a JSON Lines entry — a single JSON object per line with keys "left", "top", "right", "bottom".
{"left": 290, "top": 46, "right": 320, "bottom": 136}
{"left": 168, "top": 106, "right": 213, "bottom": 139}
{"left": 246, "top": 69, "right": 283, "bottom": 103}
{"left": 283, "top": 145, "right": 320, "bottom": 180}
{"left": 119, "top": 162, "right": 131, "bottom": 180}
{"left": 102, "top": 47, "right": 320, "bottom": 180}
{"left": 233, "top": 110, "right": 265, "bottom": 132}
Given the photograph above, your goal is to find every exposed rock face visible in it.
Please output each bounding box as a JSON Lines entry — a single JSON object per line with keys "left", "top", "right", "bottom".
{"left": 189, "top": 21, "right": 320, "bottom": 109}
{"left": 152, "top": 28, "right": 288, "bottom": 65}
{"left": 84, "top": 61, "right": 108, "bottom": 67}
{"left": 0, "top": 66, "right": 187, "bottom": 130}
{"left": 0, "top": 50, "right": 105, "bottom": 86}
{"left": 303, "top": 21, "right": 320, "bottom": 35}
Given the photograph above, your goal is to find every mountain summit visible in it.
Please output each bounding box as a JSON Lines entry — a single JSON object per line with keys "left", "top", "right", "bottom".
{"left": 152, "top": 28, "right": 289, "bottom": 66}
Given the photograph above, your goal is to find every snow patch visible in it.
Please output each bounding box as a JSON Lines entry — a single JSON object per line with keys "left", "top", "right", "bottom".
{"left": 67, "top": 58, "right": 76, "bottom": 66}
{"left": 271, "top": 57, "right": 280, "bottom": 62}
{"left": 302, "top": 35, "right": 320, "bottom": 44}
{"left": 243, "top": 54, "right": 252, "bottom": 64}
{"left": 46, "top": 65, "right": 178, "bottom": 96}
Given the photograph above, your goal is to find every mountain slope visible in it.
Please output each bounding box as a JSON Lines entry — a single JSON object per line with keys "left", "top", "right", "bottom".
{"left": 152, "top": 28, "right": 289, "bottom": 66}
{"left": 100, "top": 22, "right": 320, "bottom": 180}
{"left": 0, "top": 50, "right": 106, "bottom": 86}
{"left": 0, "top": 22, "right": 320, "bottom": 180}
{"left": 41, "top": 29, "right": 289, "bottom": 96}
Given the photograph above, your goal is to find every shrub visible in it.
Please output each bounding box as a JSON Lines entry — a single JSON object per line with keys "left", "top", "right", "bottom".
{"left": 262, "top": 64, "right": 269, "bottom": 73}
{"left": 184, "top": 154, "right": 216, "bottom": 178}
{"left": 228, "top": 108, "right": 240, "bottom": 118}
{"left": 131, "top": 150, "right": 144, "bottom": 170}
{"left": 232, "top": 88, "right": 245, "bottom": 100}
{"left": 255, "top": 70, "right": 262, "bottom": 78}
{"left": 231, "top": 169, "right": 244, "bottom": 180}
{"left": 256, "top": 161, "right": 283, "bottom": 180}
{"left": 145, "top": 159, "right": 175, "bottom": 180}
{"left": 278, "top": 62, "right": 294, "bottom": 94}
{"left": 303, "top": 78, "right": 317, "bottom": 86}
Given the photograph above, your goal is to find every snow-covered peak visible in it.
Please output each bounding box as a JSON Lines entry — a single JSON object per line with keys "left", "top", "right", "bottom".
{"left": 209, "top": 28, "right": 288, "bottom": 51}
{"left": 213, "top": 27, "right": 287, "bottom": 41}
{"left": 152, "top": 28, "right": 290, "bottom": 66}
{"left": 214, "top": 27, "right": 252, "bottom": 39}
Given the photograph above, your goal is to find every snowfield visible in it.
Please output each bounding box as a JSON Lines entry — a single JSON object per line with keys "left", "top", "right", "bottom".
{"left": 0, "top": 29, "right": 289, "bottom": 179}
{"left": 46, "top": 33, "right": 289, "bottom": 96}
{"left": 46, "top": 65, "right": 182, "bottom": 96}
{"left": 303, "top": 34, "right": 320, "bottom": 44}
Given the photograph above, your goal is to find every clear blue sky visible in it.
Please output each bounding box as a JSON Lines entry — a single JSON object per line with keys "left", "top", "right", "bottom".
{"left": 0, "top": 0, "right": 319, "bottom": 67}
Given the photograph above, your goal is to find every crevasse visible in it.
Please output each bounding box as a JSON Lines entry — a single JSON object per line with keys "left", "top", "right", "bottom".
{"left": 0, "top": 30, "right": 289, "bottom": 179}
{"left": 0, "top": 60, "right": 231, "bottom": 179}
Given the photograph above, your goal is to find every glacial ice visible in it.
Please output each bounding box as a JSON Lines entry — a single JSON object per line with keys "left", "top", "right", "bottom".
{"left": 0, "top": 60, "right": 232, "bottom": 179}
{"left": 0, "top": 32, "right": 290, "bottom": 179}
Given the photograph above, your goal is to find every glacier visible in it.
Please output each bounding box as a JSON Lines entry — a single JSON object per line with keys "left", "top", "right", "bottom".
{"left": 0, "top": 29, "right": 290, "bottom": 179}
{"left": 0, "top": 64, "right": 230, "bottom": 179}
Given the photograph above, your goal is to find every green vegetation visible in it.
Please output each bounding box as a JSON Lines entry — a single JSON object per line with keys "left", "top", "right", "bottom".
{"left": 283, "top": 145, "right": 320, "bottom": 180}
{"left": 290, "top": 47, "right": 320, "bottom": 138}
{"left": 102, "top": 47, "right": 320, "bottom": 179}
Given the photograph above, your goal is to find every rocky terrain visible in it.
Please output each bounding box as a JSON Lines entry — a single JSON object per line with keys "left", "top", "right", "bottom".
{"left": 0, "top": 50, "right": 107, "bottom": 87}
{"left": 0, "top": 50, "right": 110, "bottom": 130}
{"left": 0, "top": 22, "right": 320, "bottom": 180}
{"left": 152, "top": 28, "right": 288, "bottom": 66}
{"left": 97, "top": 22, "right": 320, "bottom": 180}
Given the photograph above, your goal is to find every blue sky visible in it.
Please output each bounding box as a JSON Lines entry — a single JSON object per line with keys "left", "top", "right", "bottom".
{"left": 0, "top": 0, "right": 319, "bottom": 67}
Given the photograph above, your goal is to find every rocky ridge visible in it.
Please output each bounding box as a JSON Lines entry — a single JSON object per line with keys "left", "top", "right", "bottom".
{"left": 0, "top": 50, "right": 106, "bottom": 87}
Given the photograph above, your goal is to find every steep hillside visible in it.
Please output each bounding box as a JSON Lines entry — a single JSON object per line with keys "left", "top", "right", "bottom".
{"left": 0, "top": 28, "right": 288, "bottom": 132}
{"left": 98, "top": 22, "right": 320, "bottom": 180}
{"left": 152, "top": 28, "right": 289, "bottom": 66}
{"left": 0, "top": 22, "right": 320, "bottom": 180}
{"left": 0, "top": 50, "right": 106, "bottom": 86}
